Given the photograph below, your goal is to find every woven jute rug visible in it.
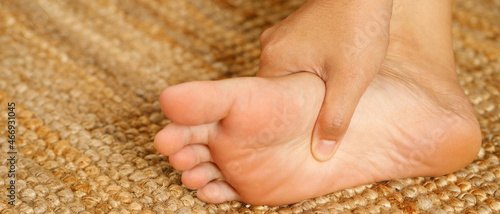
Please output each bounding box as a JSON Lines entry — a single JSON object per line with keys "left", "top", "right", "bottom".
{"left": 1, "top": 0, "right": 499, "bottom": 213}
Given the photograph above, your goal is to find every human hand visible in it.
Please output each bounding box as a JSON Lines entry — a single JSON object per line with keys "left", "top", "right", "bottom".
{"left": 257, "top": 0, "right": 394, "bottom": 161}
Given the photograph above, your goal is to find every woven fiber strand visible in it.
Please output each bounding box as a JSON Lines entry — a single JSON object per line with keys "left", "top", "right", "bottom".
{"left": 0, "top": 0, "right": 499, "bottom": 213}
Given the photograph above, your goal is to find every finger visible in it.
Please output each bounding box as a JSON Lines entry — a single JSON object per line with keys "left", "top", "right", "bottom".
{"left": 181, "top": 162, "right": 223, "bottom": 190}
{"left": 312, "top": 62, "right": 382, "bottom": 162}
{"left": 169, "top": 144, "right": 213, "bottom": 171}
{"left": 196, "top": 180, "right": 240, "bottom": 204}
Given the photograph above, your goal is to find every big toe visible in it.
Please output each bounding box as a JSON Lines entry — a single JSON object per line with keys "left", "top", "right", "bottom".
{"left": 159, "top": 80, "right": 237, "bottom": 125}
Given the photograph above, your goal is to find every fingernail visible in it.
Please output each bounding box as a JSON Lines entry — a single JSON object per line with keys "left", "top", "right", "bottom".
{"left": 315, "top": 140, "right": 336, "bottom": 161}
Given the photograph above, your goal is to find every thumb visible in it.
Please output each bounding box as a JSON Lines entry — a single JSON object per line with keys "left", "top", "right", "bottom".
{"left": 311, "top": 65, "right": 378, "bottom": 162}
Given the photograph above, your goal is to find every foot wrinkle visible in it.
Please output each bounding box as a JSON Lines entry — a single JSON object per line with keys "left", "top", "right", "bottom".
{"left": 215, "top": 81, "right": 237, "bottom": 122}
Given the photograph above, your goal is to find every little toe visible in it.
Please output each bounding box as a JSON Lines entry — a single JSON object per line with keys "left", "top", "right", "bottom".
{"left": 182, "top": 162, "right": 222, "bottom": 190}
{"left": 197, "top": 180, "right": 240, "bottom": 204}
{"left": 154, "top": 123, "right": 215, "bottom": 156}
{"left": 169, "top": 144, "right": 213, "bottom": 171}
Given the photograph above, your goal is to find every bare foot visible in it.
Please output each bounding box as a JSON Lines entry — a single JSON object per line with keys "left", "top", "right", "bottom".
{"left": 154, "top": 0, "right": 481, "bottom": 206}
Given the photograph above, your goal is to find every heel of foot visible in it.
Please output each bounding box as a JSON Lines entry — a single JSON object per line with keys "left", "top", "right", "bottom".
{"left": 426, "top": 113, "right": 481, "bottom": 176}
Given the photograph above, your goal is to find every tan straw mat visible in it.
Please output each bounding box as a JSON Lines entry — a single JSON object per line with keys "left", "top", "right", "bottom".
{"left": 1, "top": 0, "right": 500, "bottom": 213}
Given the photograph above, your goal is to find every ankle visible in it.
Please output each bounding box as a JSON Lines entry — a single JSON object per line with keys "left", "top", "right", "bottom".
{"left": 390, "top": 0, "right": 454, "bottom": 59}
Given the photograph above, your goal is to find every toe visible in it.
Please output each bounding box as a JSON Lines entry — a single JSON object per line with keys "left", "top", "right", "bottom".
{"left": 182, "top": 162, "right": 222, "bottom": 190}
{"left": 169, "top": 144, "right": 213, "bottom": 171}
{"left": 197, "top": 180, "right": 240, "bottom": 204}
{"left": 154, "top": 123, "right": 215, "bottom": 156}
{"left": 159, "top": 80, "right": 237, "bottom": 125}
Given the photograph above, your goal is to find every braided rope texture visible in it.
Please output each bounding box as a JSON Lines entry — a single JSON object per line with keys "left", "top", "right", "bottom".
{"left": 0, "top": 0, "right": 499, "bottom": 213}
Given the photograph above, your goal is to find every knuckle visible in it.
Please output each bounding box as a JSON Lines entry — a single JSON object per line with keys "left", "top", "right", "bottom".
{"left": 259, "top": 45, "right": 277, "bottom": 66}
{"left": 259, "top": 28, "right": 280, "bottom": 61}
{"left": 320, "top": 115, "right": 350, "bottom": 134}
{"left": 259, "top": 26, "right": 275, "bottom": 45}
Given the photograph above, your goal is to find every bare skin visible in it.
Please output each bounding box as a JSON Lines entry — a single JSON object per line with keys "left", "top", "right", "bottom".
{"left": 258, "top": 0, "right": 393, "bottom": 161}
{"left": 154, "top": 0, "right": 481, "bottom": 206}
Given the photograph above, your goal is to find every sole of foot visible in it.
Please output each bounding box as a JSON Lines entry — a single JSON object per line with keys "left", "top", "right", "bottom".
{"left": 154, "top": 66, "right": 480, "bottom": 205}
